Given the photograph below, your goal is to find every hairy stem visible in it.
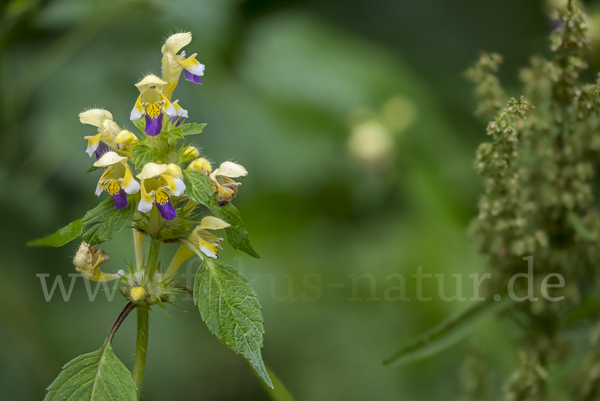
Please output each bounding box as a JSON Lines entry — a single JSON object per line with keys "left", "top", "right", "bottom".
{"left": 132, "top": 305, "right": 149, "bottom": 400}
{"left": 133, "top": 229, "right": 143, "bottom": 270}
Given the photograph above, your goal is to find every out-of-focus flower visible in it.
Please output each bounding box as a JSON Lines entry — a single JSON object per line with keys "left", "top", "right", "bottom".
{"left": 137, "top": 163, "right": 186, "bottom": 220}
{"left": 130, "top": 75, "right": 177, "bottom": 136}
{"left": 161, "top": 32, "right": 205, "bottom": 99}
{"left": 79, "top": 108, "right": 121, "bottom": 159}
{"left": 348, "top": 120, "right": 394, "bottom": 167}
{"left": 188, "top": 216, "right": 230, "bottom": 259}
{"left": 73, "top": 242, "right": 122, "bottom": 281}
{"left": 94, "top": 152, "right": 140, "bottom": 210}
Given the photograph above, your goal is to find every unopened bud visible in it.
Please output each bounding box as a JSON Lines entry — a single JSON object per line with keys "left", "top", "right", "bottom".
{"left": 184, "top": 146, "right": 199, "bottom": 159}
{"left": 130, "top": 286, "right": 146, "bottom": 301}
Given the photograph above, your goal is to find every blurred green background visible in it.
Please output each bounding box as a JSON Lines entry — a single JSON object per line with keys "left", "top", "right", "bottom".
{"left": 1, "top": 0, "right": 597, "bottom": 399}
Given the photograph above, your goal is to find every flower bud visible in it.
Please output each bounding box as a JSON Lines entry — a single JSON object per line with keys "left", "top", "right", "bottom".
{"left": 115, "top": 130, "right": 137, "bottom": 149}
{"left": 184, "top": 146, "right": 199, "bottom": 159}
{"left": 130, "top": 286, "right": 146, "bottom": 301}
{"left": 188, "top": 158, "right": 212, "bottom": 175}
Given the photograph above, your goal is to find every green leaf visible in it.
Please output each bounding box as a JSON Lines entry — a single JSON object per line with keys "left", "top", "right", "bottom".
{"left": 209, "top": 200, "right": 260, "bottom": 258}
{"left": 194, "top": 257, "right": 272, "bottom": 388}
{"left": 161, "top": 127, "right": 184, "bottom": 140}
{"left": 27, "top": 218, "right": 83, "bottom": 247}
{"left": 86, "top": 165, "right": 100, "bottom": 173}
{"left": 180, "top": 122, "right": 206, "bottom": 136}
{"left": 82, "top": 197, "right": 135, "bottom": 246}
{"left": 45, "top": 342, "right": 137, "bottom": 401}
{"left": 567, "top": 211, "right": 597, "bottom": 241}
{"left": 133, "top": 117, "right": 145, "bottom": 132}
{"left": 182, "top": 169, "right": 213, "bottom": 206}
{"left": 383, "top": 297, "right": 511, "bottom": 367}
{"left": 131, "top": 144, "right": 158, "bottom": 170}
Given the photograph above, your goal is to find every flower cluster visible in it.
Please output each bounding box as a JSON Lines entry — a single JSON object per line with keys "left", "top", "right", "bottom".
{"left": 35, "top": 31, "right": 271, "bottom": 399}
{"left": 77, "top": 32, "right": 248, "bottom": 277}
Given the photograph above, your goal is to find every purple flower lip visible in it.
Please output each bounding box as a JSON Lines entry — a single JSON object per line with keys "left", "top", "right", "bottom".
{"left": 155, "top": 197, "right": 176, "bottom": 220}
{"left": 184, "top": 69, "right": 202, "bottom": 85}
{"left": 145, "top": 112, "right": 163, "bottom": 136}
{"left": 95, "top": 142, "right": 111, "bottom": 159}
{"left": 112, "top": 189, "right": 128, "bottom": 210}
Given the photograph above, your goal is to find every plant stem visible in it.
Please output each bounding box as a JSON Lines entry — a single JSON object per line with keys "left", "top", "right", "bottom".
{"left": 146, "top": 238, "right": 161, "bottom": 277}
{"left": 133, "top": 229, "right": 143, "bottom": 270}
{"left": 132, "top": 305, "right": 149, "bottom": 400}
{"left": 106, "top": 302, "right": 135, "bottom": 343}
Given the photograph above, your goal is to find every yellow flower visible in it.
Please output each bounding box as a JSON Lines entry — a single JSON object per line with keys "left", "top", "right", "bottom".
{"left": 210, "top": 162, "right": 248, "bottom": 206}
{"left": 137, "top": 162, "right": 186, "bottom": 220}
{"left": 189, "top": 216, "right": 230, "bottom": 259}
{"left": 115, "top": 129, "right": 138, "bottom": 152}
{"left": 79, "top": 108, "right": 121, "bottom": 159}
{"left": 73, "top": 242, "right": 123, "bottom": 282}
{"left": 130, "top": 74, "right": 177, "bottom": 136}
{"left": 94, "top": 152, "right": 140, "bottom": 210}
{"left": 161, "top": 32, "right": 205, "bottom": 99}
{"left": 187, "top": 157, "right": 212, "bottom": 175}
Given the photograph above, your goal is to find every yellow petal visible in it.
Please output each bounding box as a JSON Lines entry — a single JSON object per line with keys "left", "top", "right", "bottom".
{"left": 165, "top": 163, "right": 183, "bottom": 179}
{"left": 198, "top": 216, "right": 230, "bottom": 231}
{"left": 135, "top": 74, "right": 167, "bottom": 92}
{"left": 188, "top": 158, "right": 212, "bottom": 174}
{"left": 137, "top": 162, "right": 168, "bottom": 180}
{"left": 215, "top": 161, "right": 248, "bottom": 178}
{"left": 130, "top": 95, "right": 144, "bottom": 120}
{"left": 161, "top": 32, "right": 192, "bottom": 55}
{"left": 94, "top": 151, "right": 127, "bottom": 167}
{"left": 79, "top": 109, "right": 113, "bottom": 127}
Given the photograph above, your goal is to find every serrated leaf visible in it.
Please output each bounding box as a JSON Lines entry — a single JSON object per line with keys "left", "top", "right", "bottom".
{"left": 209, "top": 200, "right": 260, "bottom": 258}
{"left": 133, "top": 118, "right": 145, "bottom": 132}
{"left": 383, "top": 297, "right": 511, "bottom": 367}
{"left": 27, "top": 218, "right": 83, "bottom": 247}
{"left": 182, "top": 169, "right": 213, "bottom": 206}
{"left": 82, "top": 197, "right": 135, "bottom": 245}
{"left": 45, "top": 342, "right": 137, "bottom": 401}
{"left": 194, "top": 257, "right": 272, "bottom": 388}
{"left": 130, "top": 144, "right": 158, "bottom": 170}
{"left": 86, "top": 165, "right": 100, "bottom": 173}
{"left": 161, "top": 127, "right": 184, "bottom": 140}
{"left": 180, "top": 122, "right": 207, "bottom": 136}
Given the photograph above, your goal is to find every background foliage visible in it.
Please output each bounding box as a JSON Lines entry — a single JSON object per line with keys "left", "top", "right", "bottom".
{"left": 2, "top": 0, "right": 600, "bottom": 399}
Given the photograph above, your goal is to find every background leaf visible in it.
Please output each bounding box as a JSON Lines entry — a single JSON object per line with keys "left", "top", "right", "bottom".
{"left": 194, "top": 257, "right": 272, "bottom": 388}
{"left": 81, "top": 197, "right": 134, "bottom": 245}
{"left": 384, "top": 297, "right": 511, "bottom": 367}
{"left": 27, "top": 218, "right": 83, "bottom": 247}
{"left": 45, "top": 342, "right": 137, "bottom": 401}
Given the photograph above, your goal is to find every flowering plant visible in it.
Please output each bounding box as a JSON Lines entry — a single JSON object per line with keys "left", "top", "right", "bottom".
{"left": 29, "top": 32, "right": 271, "bottom": 400}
